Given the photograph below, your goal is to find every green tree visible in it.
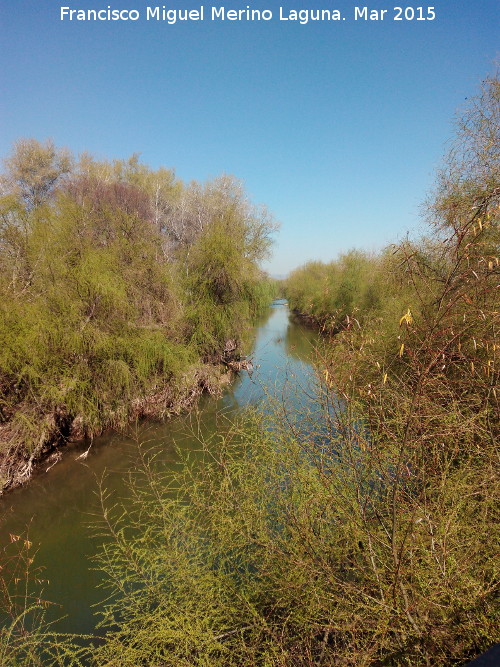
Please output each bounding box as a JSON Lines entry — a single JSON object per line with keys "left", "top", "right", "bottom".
{"left": 1, "top": 138, "right": 72, "bottom": 210}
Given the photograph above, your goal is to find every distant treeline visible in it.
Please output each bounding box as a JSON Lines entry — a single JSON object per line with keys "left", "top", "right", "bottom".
{"left": 0, "top": 144, "right": 277, "bottom": 489}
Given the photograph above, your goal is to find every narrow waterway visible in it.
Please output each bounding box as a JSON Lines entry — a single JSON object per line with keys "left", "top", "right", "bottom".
{"left": 0, "top": 300, "right": 320, "bottom": 638}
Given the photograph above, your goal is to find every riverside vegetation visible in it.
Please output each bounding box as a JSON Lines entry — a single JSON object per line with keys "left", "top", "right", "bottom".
{"left": 0, "top": 147, "right": 277, "bottom": 491}
{"left": 1, "top": 74, "right": 499, "bottom": 665}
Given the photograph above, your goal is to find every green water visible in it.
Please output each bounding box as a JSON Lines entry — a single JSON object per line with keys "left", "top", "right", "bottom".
{"left": 0, "top": 300, "right": 319, "bottom": 637}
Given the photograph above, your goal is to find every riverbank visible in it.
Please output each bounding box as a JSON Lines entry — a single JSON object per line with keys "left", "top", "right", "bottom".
{"left": 289, "top": 308, "right": 343, "bottom": 335}
{"left": 0, "top": 143, "right": 277, "bottom": 498}
{"left": 0, "top": 300, "right": 319, "bottom": 647}
{"left": 0, "top": 359, "right": 236, "bottom": 495}
{"left": 280, "top": 79, "right": 499, "bottom": 664}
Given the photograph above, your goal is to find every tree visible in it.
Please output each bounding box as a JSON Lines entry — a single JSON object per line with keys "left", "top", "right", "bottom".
{"left": 430, "top": 72, "right": 499, "bottom": 240}
{"left": 1, "top": 138, "right": 72, "bottom": 210}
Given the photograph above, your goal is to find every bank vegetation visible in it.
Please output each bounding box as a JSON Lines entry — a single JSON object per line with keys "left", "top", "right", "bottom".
{"left": 0, "top": 146, "right": 277, "bottom": 491}
{"left": 1, "top": 74, "right": 498, "bottom": 665}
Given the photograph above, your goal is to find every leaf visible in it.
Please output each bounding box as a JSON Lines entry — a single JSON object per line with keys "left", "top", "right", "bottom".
{"left": 399, "top": 308, "right": 413, "bottom": 327}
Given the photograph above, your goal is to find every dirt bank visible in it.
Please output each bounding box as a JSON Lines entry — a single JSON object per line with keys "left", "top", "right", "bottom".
{"left": 0, "top": 362, "right": 234, "bottom": 495}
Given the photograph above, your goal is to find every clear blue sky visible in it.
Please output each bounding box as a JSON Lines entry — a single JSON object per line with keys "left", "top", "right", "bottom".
{"left": 1, "top": 1, "right": 498, "bottom": 275}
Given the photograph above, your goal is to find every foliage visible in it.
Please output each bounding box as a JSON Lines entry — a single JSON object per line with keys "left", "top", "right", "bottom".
{"left": 91, "top": 374, "right": 497, "bottom": 665}
{"left": 0, "top": 138, "right": 72, "bottom": 210}
{"left": 0, "top": 145, "right": 277, "bottom": 481}
{"left": 0, "top": 531, "right": 88, "bottom": 665}
{"left": 185, "top": 210, "right": 277, "bottom": 355}
{"left": 91, "top": 74, "right": 499, "bottom": 665}
{"left": 1, "top": 74, "right": 498, "bottom": 666}
{"left": 285, "top": 250, "right": 395, "bottom": 332}
{"left": 429, "top": 71, "right": 499, "bottom": 236}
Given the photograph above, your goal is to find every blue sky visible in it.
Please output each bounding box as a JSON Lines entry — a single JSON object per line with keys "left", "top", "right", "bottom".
{"left": 1, "top": 1, "right": 498, "bottom": 275}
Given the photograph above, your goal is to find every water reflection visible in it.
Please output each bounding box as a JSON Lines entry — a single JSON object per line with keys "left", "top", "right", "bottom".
{"left": 0, "top": 301, "right": 321, "bottom": 636}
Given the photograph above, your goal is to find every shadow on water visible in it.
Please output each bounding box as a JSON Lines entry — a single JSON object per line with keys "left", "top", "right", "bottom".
{"left": 0, "top": 300, "right": 321, "bottom": 637}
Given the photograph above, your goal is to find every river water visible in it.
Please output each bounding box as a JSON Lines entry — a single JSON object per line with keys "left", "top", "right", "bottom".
{"left": 0, "top": 300, "right": 320, "bottom": 638}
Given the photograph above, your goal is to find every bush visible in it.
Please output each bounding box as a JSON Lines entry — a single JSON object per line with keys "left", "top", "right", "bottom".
{"left": 92, "top": 74, "right": 499, "bottom": 665}
{"left": 0, "top": 148, "right": 277, "bottom": 481}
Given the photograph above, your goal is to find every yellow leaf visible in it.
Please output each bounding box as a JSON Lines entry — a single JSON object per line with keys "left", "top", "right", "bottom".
{"left": 383, "top": 373, "right": 388, "bottom": 384}
{"left": 399, "top": 308, "right": 413, "bottom": 327}
{"left": 399, "top": 343, "right": 405, "bottom": 357}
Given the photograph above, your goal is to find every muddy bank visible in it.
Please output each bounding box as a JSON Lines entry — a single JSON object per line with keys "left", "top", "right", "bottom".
{"left": 0, "top": 361, "right": 234, "bottom": 495}
{"left": 289, "top": 309, "right": 345, "bottom": 336}
{"left": 0, "top": 300, "right": 321, "bottom": 642}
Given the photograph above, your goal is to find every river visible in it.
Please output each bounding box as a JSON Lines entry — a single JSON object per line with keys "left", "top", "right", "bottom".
{"left": 0, "top": 300, "right": 320, "bottom": 639}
